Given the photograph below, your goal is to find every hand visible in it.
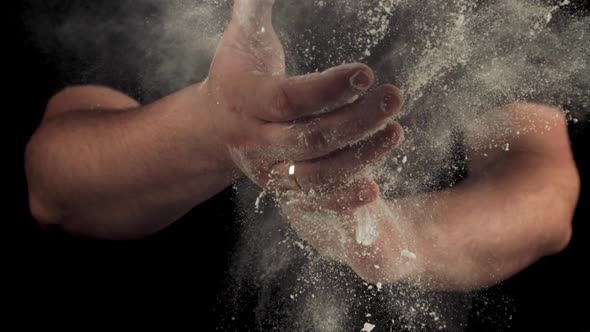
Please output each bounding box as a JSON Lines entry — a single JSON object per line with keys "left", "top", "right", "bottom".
{"left": 280, "top": 193, "right": 414, "bottom": 285}
{"left": 203, "top": 0, "right": 405, "bottom": 197}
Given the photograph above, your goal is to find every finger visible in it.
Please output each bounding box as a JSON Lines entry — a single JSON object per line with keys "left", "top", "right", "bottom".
{"left": 266, "top": 84, "right": 404, "bottom": 160}
{"left": 280, "top": 178, "right": 380, "bottom": 213}
{"left": 264, "top": 122, "right": 402, "bottom": 192}
{"left": 254, "top": 63, "right": 375, "bottom": 122}
{"left": 292, "top": 123, "right": 403, "bottom": 190}
{"left": 315, "top": 179, "right": 381, "bottom": 213}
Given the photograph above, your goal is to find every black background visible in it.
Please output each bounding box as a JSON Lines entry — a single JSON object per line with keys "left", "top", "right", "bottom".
{"left": 9, "top": 1, "right": 589, "bottom": 331}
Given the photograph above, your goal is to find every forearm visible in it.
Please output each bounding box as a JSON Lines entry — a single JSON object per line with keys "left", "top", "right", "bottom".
{"left": 279, "top": 157, "right": 578, "bottom": 290}
{"left": 25, "top": 83, "right": 236, "bottom": 240}
{"left": 403, "top": 153, "right": 578, "bottom": 290}
{"left": 391, "top": 104, "right": 580, "bottom": 290}
{"left": 281, "top": 103, "right": 579, "bottom": 290}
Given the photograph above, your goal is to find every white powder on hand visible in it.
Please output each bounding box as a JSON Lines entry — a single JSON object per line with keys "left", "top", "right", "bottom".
{"left": 401, "top": 249, "right": 417, "bottom": 260}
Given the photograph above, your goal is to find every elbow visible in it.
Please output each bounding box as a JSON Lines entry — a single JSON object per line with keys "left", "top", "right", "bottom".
{"left": 25, "top": 137, "right": 63, "bottom": 230}
{"left": 28, "top": 190, "right": 62, "bottom": 230}
{"left": 548, "top": 219, "right": 573, "bottom": 255}
{"left": 25, "top": 135, "right": 151, "bottom": 241}
{"left": 544, "top": 162, "right": 580, "bottom": 255}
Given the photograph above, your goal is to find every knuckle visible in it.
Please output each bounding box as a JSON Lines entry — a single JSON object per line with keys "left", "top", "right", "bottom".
{"left": 309, "top": 162, "right": 336, "bottom": 188}
{"left": 306, "top": 163, "right": 324, "bottom": 186}
{"left": 307, "top": 128, "right": 336, "bottom": 154}
{"left": 342, "top": 117, "right": 362, "bottom": 136}
{"left": 271, "top": 85, "right": 295, "bottom": 119}
{"left": 309, "top": 130, "right": 329, "bottom": 151}
{"left": 260, "top": 124, "right": 283, "bottom": 146}
{"left": 294, "top": 130, "right": 311, "bottom": 149}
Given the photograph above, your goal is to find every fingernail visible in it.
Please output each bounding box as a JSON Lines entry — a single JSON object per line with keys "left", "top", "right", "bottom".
{"left": 358, "top": 186, "right": 377, "bottom": 202}
{"left": 383, "top": 125, "right": 401, "bottom": 147}
{"left": 381, "top": 94, "right": 398, "bottom": 114}
{"left": 382, "top": 133, "right": 398, "bottom": 148}
{"left": 350, "top": 71, "right": 371, "bottom": 91}
{"left": 358, "top": 189, "right": 372, "bottom": 202}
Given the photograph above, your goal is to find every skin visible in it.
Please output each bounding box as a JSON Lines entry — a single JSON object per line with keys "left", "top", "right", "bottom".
{"left": 284, "top": 103, "right": 580, "bottom": 291}
{"left": 25, "top": 0, "right": 580, "bottom": 290}
{"left": 25, "top": 0, "right": 403, "bottom": 240}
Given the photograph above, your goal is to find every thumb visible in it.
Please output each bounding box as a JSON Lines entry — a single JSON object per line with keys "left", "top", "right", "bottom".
{"left": 228, "top": 0, "right": 284, "bottom": 75}
{"left": 232, "top": 0, "right": 275, "bottom": 35}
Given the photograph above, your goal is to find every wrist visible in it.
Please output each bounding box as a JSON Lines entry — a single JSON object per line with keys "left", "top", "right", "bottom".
{"left": 193, "top": 82, "right": 243, "bottom": 182}
{"left": 152, "top": 82, "right": 242, "bottom": 186}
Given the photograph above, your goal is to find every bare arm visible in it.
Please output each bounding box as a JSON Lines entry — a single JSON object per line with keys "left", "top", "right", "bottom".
{"left": 25, "top": 0, "right": 405, "bottom": 240}
{"left": 400, "top": 104, "right": 580, "bottom": 290}
{"left": 26, "top": 84, "right": 234, "bottom": 240}
{"left": 282, "top": 103, "right": 580, "bottom": 290}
